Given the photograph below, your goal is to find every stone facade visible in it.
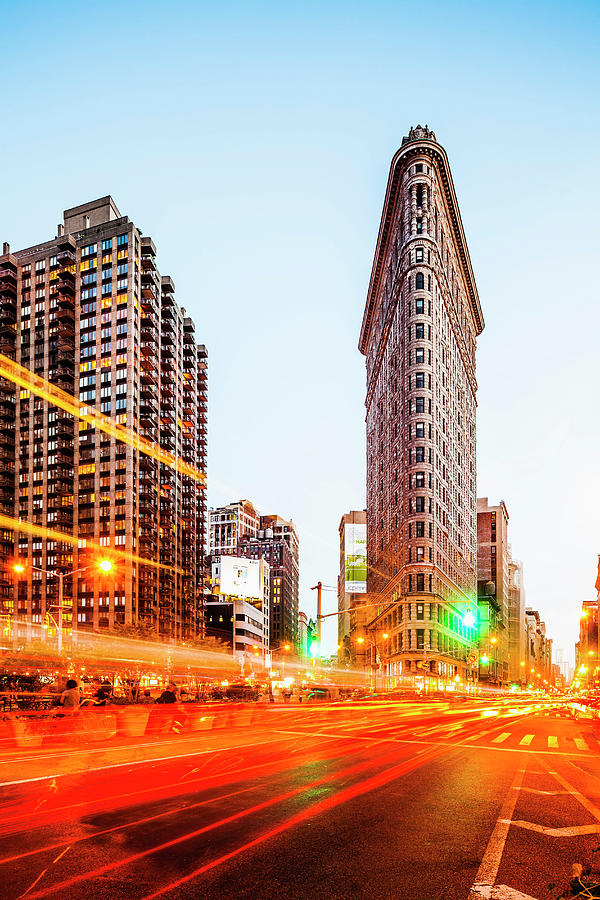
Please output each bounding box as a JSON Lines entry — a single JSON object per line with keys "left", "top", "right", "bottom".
{"left": 359, "top": 126, "right": 484, "bottom": 687}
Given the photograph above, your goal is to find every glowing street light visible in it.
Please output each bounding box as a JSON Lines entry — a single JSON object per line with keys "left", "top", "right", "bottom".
{"left": 12, "top": 556, "right": 115, "bottom": 652}
{"left": 463, "top": 609, "right": 476, "bottom": 629}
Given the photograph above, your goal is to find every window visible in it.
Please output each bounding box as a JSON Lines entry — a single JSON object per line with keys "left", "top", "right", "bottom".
{"left": 415, "top": 348, "right": 425, "bottom": 364}
{"left": 415, "top": 497, "right": 425, "bottom": 513}
{"left": 416, "top": 298, "right": 424, "bottom": 314}
{"left": 415, "top": 397, "right": 425, "bottom": 413}
{"left": 416, "top": 574, "right": 425, "bottom": 592}
{"left": 415, "top": 273, "right": 424, "bottom": 290}
{"left": 415, "top": 446, "right": 425, "bottom": 462}
{"left": 416, "top": 521, "right": 425, "bottom": 538}
{"left": 416, "top": 218, "right": 423, "bottom": 234}
{"left": 415, "top": 472, "right": 425, "bottom": 488}
{"left": 415, "top": 164, "right": 423, "bottom": 174}
{"left": 117, "top": 234, "right": 128, "bottom": 247}
{"left": 416, "top": 601, "right": 425, "bottom": 619}
{"left": 415, "top": 372, "right": 425, "bottom": 388}
{"left": 415, "top": 422, "right": 425, "bottom": 438}
{"left": 81, "top": 244, "right": 97, "bottom": 258}
{"left": 415, "top": 324, "right": 425, "bottom": 339}
{"left": 102, "top": 239, "right": 112, "bottom": 251}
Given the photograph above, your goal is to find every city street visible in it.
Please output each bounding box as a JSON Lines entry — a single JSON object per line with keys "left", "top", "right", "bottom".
{"left": 1, "top": 699, "right": 598, "bottom": 900}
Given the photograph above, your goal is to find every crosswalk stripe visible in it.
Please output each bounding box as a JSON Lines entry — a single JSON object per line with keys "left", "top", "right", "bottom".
{"left": 492, "top": 732, "right": 511, "bottom": 744}
{"left": 548, "top": 736, "right": 558, "bottom": 748}
{"left": 519, "top": 734, "right": 534, "bottom": 746}
{"left": 574, "top": 738, "right": 588, "bottom": 751}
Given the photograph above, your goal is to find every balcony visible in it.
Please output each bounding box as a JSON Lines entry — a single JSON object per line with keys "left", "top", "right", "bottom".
{"left": 57, "top": 277, "right": 75, "bottom": 296}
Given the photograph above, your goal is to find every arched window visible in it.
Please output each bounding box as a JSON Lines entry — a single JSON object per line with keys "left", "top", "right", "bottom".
{"left": 416, "top": 184, "right": 424, "bottom": 207}
{"left": 415, "top": 272, "right": 424, "bottom": 290}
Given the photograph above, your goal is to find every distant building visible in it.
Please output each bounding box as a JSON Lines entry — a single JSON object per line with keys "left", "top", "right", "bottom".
{"left": 477, "top": 499, "right": 510, "bottom": 687}
{"left": 525, "top": 608, "right": 553, "bottom": 686}
{"left": 208, "top": 554, "right": 270, "bottom": 663}
{"left": 205, "top": 599, "right": 268, "bottom": 664}
{"left": 337, "top": 510, "right": 367, "bottom": 666}
{"left": 298, "top": 610, "right": 308, "bottom": 658}
{"left": 238, "top": 515, "right": 299, "bottom": 650}
{"left": 507, "top": 556, "right": 526, "bottom": 685}
{"left": 209, "top": 500, "right": 259, "bottom": 556}
{"left": 575, "top": 579, "right": 598, "bottom": 688}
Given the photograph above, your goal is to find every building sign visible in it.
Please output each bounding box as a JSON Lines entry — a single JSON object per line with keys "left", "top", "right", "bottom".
{"left": 344, "top": 523, "right": 367, "bottom": 594}
{"left": 218, "top": 556, "right": 264, "bottom": 601}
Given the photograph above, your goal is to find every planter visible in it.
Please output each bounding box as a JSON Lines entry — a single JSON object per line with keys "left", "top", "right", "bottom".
{"left": 86, "top": 711, "right": 118, "bottom": 742}
{"left": 11, "top": 717, "right": 44, "bottom": 748}
{"left": 116, "top": 706, "right": 150, "bottom": 738}
{"left": 0, "top": 719, "right": 15, "bottom": 750}
{"left": 186, "top": 709, "right": 215, "bottom": 732}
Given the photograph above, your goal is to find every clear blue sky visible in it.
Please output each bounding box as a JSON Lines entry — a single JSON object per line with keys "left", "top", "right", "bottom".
{"left": 2, "top": 0, "right": 599, "bottom": 662}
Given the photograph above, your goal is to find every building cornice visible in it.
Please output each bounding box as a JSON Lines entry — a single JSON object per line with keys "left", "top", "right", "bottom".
{"left": 359, "top": 136, "right": 484, "bottom": 356}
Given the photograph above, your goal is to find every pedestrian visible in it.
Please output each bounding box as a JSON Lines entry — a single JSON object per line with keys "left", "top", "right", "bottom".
{"left": 94, "top": 684, "right": 111, "bottom": 706}
{"left": 59, "top": 679, "right": 80, "bottom": 713}
{"left": 155, "top": 682, "right": 178, "bottom": 704}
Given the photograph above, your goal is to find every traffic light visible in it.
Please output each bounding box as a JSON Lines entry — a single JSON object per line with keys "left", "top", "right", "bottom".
{"left": 309, "top": 639, "right": 320, "bottom": 657}
{"left": 463, "top": 609, "right": 476, "bottom": 629}
{"left": 480, "top": 653, "right": 490, "bottom": 666}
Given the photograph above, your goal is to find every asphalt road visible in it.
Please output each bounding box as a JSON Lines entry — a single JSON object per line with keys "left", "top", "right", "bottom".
{"left": 1, "top": 699, "right": 599, "bottom": 900}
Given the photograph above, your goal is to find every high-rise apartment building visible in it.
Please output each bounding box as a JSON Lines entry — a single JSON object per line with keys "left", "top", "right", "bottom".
{"left": 477, "top": 498, "right": 510, "bottom": 687}
{"left": 359, "top": 126, "right": 484, "bottom": 686}
{"left": 0, "top": 197, "right": 207, "bottom": 642}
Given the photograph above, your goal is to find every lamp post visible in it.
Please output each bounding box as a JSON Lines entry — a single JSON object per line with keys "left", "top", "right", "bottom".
{"left": 356, "top": 631, "right": 389, "bottom": 692}
{"left": 13, "top": 557, "right": 113, "bottom": 654}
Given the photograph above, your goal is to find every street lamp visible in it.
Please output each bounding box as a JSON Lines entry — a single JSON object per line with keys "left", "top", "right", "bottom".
{"left": 356, "top": 632, "right": 389, "bottom": 691}
{"left": 13, "top": 557, "right": 114, "bottom": 653}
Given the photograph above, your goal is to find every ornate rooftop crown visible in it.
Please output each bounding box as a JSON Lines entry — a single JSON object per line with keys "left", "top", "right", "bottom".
{"left": 401, "top": 124, "right": 437, "bottom": 146}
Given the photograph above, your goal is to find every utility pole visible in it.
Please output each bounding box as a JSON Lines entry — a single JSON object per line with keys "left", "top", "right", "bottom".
{"left": 57, "top": 572, "right": 64, "bottom": 655}
{"left": 311, "top": 581, "right": 322, "bottom": 644}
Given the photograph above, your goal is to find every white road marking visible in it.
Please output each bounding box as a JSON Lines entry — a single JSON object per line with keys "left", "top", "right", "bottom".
{"left": 467, "top": 764, "right": 526, "bottom": 899}
{"left": 519, "top": 734, "right": 534, "bottom": 746}
{"left": 574, "top": 738, "right": 588, "bottom": 751}
{"left": 547, "top": 736, "right": 558, "bottom": 748}
{"left": 506, "top": 820, "right": 600, "bottom": 837}
{"left": 518, "top": 787, "right": 568, "bottom": 796}
{"left": 540, "top": 761, "right": 600, "bottom": 822}
{"left": 469, "top": 886, "right": 540, "bottom": 899}
{"left": 492, "top": 732, "right": 511, "bottom": 744}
